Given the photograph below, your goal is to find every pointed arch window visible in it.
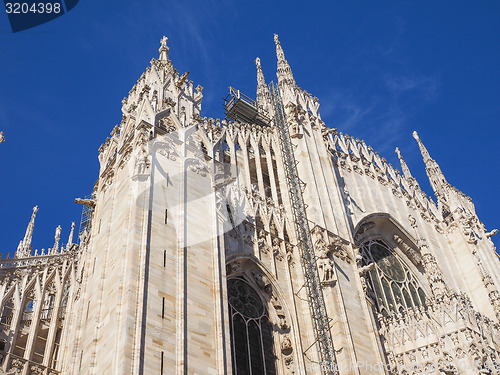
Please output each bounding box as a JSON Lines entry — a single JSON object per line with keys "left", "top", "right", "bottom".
{"left": 0, "top": 296, "right": 14, "bottom": 328}
{"left": 360, "top": 239, "right": 426, "bottom": 316}
{"left": 227, "top": 278, "right": 276, "bottom": 375}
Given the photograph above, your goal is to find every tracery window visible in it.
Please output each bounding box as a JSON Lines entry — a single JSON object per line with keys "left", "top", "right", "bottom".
{"left": 360, "top": 239, "right": 426, "bottom": 316}
{"left": 227, "top": 278, "right": 276, "bottom": 375}
{"left": 0, "top": 297, "right": 14, "bottom": 328}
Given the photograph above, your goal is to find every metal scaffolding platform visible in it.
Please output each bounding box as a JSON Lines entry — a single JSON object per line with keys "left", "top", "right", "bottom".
{"left": 224, "top": 87, "right": 269, "bottom": 127}
{"left": 78, "top": 194, "right": 94, "bottom": 239}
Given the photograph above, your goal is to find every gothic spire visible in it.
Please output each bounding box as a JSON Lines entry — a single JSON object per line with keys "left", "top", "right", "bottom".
{"left": 395, "top": 147, "right": 413, "bottom": 180}
{"left": 16, "top": 205, "right": 38, "bottom": 258}
{"left": 412, "top": 131, "right": 448, "bottom": 202}
{"left": 274, "top": 34, "right": 296, "bottom": 89}
{"left": 255, "top": 57, "right": 271, "bottom": 114}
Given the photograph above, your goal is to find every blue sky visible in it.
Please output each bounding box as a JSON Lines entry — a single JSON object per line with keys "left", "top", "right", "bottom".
{"left": 0, "top": 0, "right": 498, "bottom": 254}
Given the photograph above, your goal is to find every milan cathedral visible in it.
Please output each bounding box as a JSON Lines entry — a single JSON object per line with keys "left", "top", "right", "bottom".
{"left": 0, "top": 35, "right": 499, "bottom": 375}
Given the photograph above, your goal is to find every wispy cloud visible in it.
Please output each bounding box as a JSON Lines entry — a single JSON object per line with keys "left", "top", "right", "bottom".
{"left": 384, "top": 74, "right": 440, "bottom": 101}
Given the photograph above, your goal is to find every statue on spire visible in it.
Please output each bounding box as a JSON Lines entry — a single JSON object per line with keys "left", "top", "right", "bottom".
{"left": 159, "top": 36, "right": 169, "bottom": 62}
{"left": 52, "top": 225, "right": 62, "bottom": 254}
{"left": 160, "top": 36, "right": 168, "bottom": 48}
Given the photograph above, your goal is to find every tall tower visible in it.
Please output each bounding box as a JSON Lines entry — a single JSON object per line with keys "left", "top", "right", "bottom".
{"left": 60, "top": 36, "right": 228, "bottom": 374}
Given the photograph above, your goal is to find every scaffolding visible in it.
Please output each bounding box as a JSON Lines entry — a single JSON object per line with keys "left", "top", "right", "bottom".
{"left": 224, "top": 87, "right": 269, "bottom": 127}
{"left": 269, "top": 82, "right": 337, "bottom": 374}
{"left": 78, "top": 194, "right": 94, "bottom": 238}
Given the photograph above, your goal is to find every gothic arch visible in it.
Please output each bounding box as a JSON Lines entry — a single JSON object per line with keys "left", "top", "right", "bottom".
{"left": 354, "top": 213, "right": 424, "bottom": 269}
{"left": 226, "top": 256, "right": 298, "bottom": 374}
{"left": 353, "top": 213, "right": 431, "bottom": 315}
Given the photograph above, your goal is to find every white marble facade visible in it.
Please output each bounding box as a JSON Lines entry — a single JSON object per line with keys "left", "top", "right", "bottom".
{"left": 0, "top": 35, "right": 499, "bottom": 375}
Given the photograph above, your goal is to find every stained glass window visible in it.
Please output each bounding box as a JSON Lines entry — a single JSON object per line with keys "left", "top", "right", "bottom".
{"left": 227, "top": 278, "right": 277, "bottom": 375}
{"left": 360, "top": 239, "right": 426, "bottom": 315}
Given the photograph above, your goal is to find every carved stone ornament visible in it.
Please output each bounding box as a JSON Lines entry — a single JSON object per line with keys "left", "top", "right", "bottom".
{"left": 251, "top": 270, "right": 272, "bottom": 294}
{"left": 272, "top": 299, "right": 289, "bottom": 331}
{"left": 272, "top": 238, "right": 284, "bottom": 261}
{"left": 289, "top": 121, "right": 303, "bottom": 139}
{"left": 328, "top": 237, "right": 352, "bottom": 264}
{"left": 281, "top": 335, "right": 293, "bottom": 356}
{"left": 285, "top": 242, "right": 295, "bottom": 266}
{"left": 226, "top": 261, "right": 241, "bottom": 276}
{"left": 355, "top": 221, "right": 376, "bottom": 240}
{"left": 393, "top": 234, "right": 423, "bottom": 265}
{"left": 10, "top": 358, "right": 25, "bottom": 372}
{"left": 30, "top": 365, "right": 44, "bottom": 375}
{"left": 316, "top": 238, "right": 336, "bottom": 285}
{"left": 258, "top": 232, "right": 270, "bottom": 254}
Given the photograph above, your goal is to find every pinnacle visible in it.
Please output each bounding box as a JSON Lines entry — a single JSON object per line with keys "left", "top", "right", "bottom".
{"left": 395, "top": 147, "right": 413, "bottom": 180}
{"left": 274, "top": 34, "right": 296, "bottom": 88}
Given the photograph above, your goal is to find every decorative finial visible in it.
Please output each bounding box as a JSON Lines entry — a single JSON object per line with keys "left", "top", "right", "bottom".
{"left": 255, "top": 57, "right": 261, "bottom": 67}
{"left": 412, "top": 131, "right": 419, "bottom": 141}
{"left": 274, "top": 33, "right": 280, "bottom": 44}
